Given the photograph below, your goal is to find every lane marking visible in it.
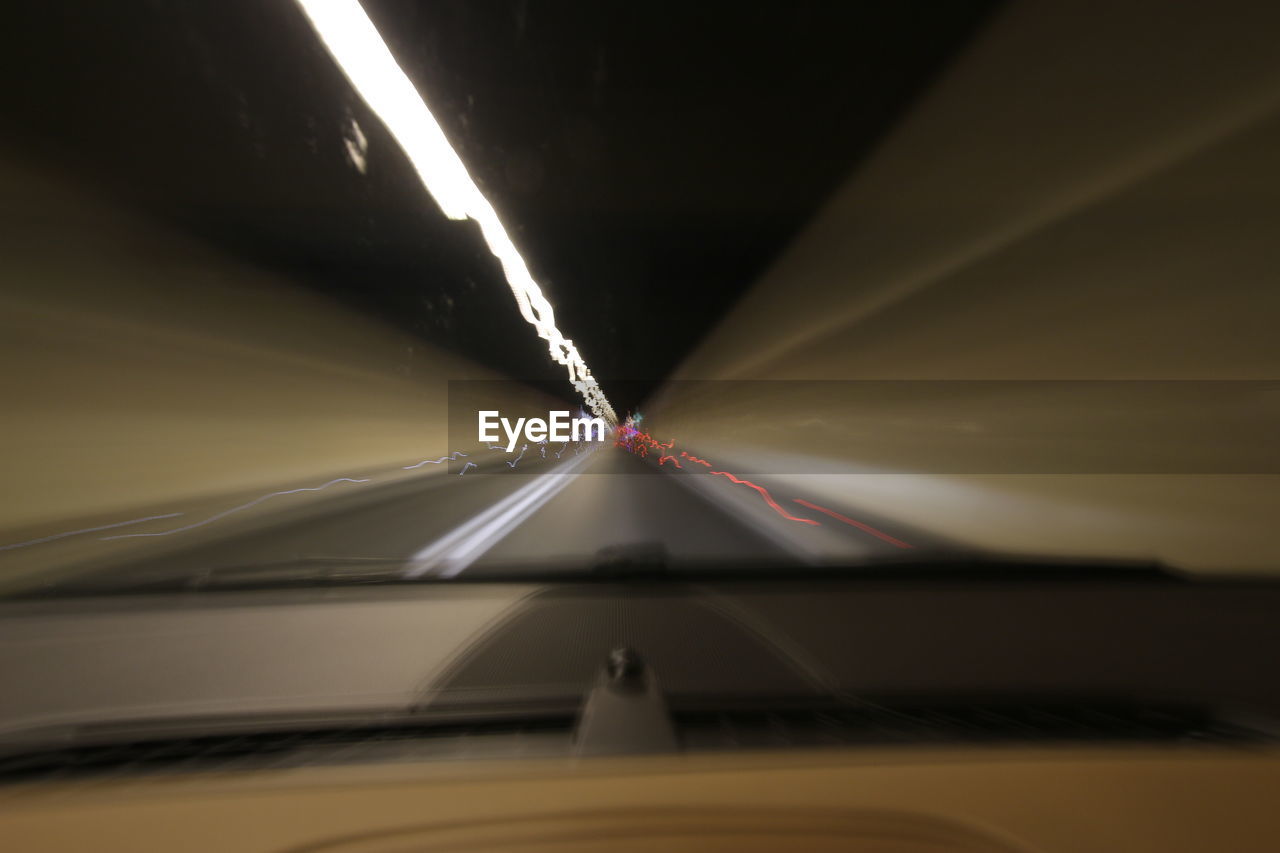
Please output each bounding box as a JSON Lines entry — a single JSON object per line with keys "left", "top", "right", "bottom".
{"left": 405, "top": 451, "right": 594, "bottom": 578}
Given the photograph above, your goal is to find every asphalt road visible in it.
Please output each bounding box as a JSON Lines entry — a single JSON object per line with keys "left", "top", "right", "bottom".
{"left": 43, "top": 442, "right": 936, "bottom": 590}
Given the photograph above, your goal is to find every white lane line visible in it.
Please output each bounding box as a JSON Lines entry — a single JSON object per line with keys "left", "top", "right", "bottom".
{"left": 404, "top": 450, "right": 594, "bottom": 578}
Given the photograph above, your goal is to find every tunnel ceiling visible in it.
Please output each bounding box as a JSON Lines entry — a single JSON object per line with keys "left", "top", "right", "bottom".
{"left": 7, "top": 0, "right": 996, "bottom": 414}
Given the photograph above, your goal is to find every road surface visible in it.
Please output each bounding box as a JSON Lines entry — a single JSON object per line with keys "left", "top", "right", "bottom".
{"left": 42, "top": 443, "right": 936, "bottom": 589}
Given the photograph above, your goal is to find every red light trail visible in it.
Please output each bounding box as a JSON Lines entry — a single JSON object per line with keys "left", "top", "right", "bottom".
{"left": 793, "top": 499, "right": 914, "bottom": 548}
{"left": 707, "top": 471, "right": 820, "bottom": 525}
{"left": 613, "top": 428, "right": 915, "bottom": 547}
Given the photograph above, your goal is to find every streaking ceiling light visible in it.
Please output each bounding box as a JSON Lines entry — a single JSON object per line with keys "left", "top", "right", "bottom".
{"left": 294, "top": 0, "right": 617, "bottom": 425}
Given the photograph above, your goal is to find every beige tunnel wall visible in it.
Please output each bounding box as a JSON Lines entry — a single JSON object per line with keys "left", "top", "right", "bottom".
{"left": 0, "top": 158, "right": 549, "bottom": 538}
{"left": 647, "top": 1, "right": 1280, "bottom": 571}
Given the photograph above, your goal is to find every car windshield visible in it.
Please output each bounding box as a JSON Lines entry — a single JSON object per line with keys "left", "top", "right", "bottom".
{"left": 2, "top": 0, "right": 1279, "bottom": 598}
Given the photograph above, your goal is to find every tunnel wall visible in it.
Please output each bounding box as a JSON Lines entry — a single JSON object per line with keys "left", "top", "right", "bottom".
{"left": 0, "top": 159, "right": 548, "bottom": 543}
{"left": 647, "top": 1, "right": 1280, "bottom": 571}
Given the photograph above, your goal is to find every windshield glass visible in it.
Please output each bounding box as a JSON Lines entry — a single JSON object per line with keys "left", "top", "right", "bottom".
{"left": 3, "top": 0, "right": 1279, "bottom": 597}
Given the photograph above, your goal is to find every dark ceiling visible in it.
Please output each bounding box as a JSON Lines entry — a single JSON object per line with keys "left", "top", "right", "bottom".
{"left": 6, "top": 0, "right": 997, "bottom": 413}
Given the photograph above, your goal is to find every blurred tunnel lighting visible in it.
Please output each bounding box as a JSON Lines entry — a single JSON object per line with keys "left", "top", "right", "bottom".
{"left": 293, "top": 0, "right": 616, "bottom": 424}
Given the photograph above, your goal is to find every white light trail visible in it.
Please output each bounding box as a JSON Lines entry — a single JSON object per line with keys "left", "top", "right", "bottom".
{"left": 403, "top": 451, "right": 468, "bottom": 470}
{"left": 0, "top": 513, "right": 184, "bottom": 552}
{"left": 103, "top": 477, "right": 371, "bottom": 540}
{"left": 294, "top": 0, "right": 616, "bottom": 424}
{"left": 505, "top": 445, "right": 526, "bottom": 468}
